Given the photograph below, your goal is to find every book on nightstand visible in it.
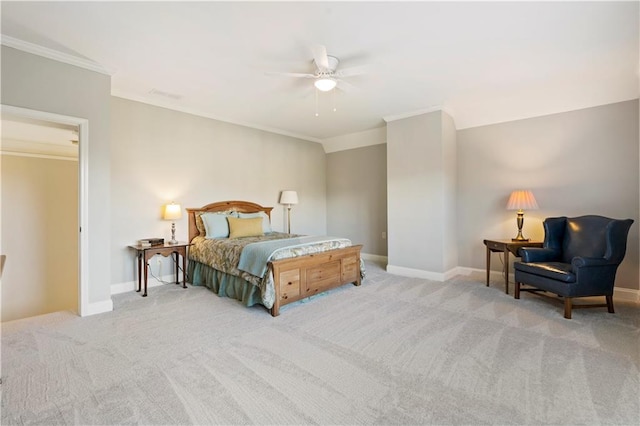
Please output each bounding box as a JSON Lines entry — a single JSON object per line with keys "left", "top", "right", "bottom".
{"left": 139, "top": 238, "right": 164, "bottom": 247}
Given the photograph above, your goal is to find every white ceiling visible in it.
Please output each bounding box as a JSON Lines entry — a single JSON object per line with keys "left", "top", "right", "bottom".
{"left": 1, "top": 1, "right": 638, "bottom": 142}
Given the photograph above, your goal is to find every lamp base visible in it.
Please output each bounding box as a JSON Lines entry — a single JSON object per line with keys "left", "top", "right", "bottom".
{"left": 512, "top": 211, "right": 529, "bottom": 242}
{"left": 169, "top": 222, "right": 178, "bottom": 245}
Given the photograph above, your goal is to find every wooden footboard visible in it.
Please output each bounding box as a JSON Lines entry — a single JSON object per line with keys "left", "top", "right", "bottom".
{"left": 269, "top": 244, "right": 362, "bottom": 316}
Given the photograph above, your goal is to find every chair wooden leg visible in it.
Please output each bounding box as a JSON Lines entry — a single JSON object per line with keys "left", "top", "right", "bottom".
{"left": 564, "top": 297, "right": 572, "bottom": 319}
{"left": 515, "top": 281, "right": 520, "bottom": 299}
{"left": 606, "top": 295, "right": 615, "bottom": 313}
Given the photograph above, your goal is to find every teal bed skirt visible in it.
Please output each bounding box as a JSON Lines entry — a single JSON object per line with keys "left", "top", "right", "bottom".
{"left": 188, "top": 260, "right": 263, "bottom": 308}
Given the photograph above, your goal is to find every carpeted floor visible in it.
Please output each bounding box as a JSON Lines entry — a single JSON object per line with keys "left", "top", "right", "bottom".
{"left": 2, "top": 261, "right": 639, "bottom": 425}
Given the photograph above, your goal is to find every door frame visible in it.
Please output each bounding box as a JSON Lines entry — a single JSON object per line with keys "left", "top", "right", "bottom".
{"left": 1, "top": 104, "right": 90, "bottom": 316}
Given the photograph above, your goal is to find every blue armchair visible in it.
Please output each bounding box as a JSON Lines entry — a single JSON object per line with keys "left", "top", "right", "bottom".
{"left": 514, "top": 215, "right": 633, "bottom": 319}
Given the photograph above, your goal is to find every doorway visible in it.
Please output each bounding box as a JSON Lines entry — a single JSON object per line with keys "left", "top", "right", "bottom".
{"left": 1, "top": 105, "right": 89, "bottom": 320}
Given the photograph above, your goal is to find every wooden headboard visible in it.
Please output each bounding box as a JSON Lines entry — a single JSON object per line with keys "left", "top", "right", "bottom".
{"left": 186, "top": 200, "right": 274, "bottom": 243}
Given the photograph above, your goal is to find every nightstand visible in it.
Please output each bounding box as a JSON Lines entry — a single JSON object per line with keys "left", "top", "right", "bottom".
{"left": 483, "top": 239, "right": 543, "bottom": 294}
{"left": 128, "top": 242, "right": 191, "bottom": 297}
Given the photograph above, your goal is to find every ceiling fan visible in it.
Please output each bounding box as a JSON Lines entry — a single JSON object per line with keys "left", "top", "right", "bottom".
{"left": 269, "top": 44, "right": 366, "bottom": 92}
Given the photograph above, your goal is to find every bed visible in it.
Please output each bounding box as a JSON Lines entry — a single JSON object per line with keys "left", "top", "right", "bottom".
{"left": 186, "top": 200, "right": 363, "bottom": 316}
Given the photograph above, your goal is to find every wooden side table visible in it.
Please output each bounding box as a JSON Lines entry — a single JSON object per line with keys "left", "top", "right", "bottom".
{"left": 483, "top": 239, "right": 543, "bottom": 294}
{"left": 128, "top": 242, "right": 191, "bottom": 297}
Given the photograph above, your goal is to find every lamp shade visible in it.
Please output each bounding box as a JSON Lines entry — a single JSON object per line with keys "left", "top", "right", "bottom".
{"left": 314, "top": 78, "right": 337, "bottom": 92}
{"left": 163, "top": 202, "right": 182, "bottom": 220}
{"left": 279, "top": 190, "right": 298, "bottom": 205}
{"left": 506, "top": 190, "right": 539, "bottom": 210}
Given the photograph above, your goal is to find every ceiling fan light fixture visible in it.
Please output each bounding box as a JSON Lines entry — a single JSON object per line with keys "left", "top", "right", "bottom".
{"left": 314, "top": 78, "right": 337, "bottom": 92}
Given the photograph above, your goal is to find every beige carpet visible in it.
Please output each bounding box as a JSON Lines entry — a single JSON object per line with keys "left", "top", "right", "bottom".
{"left": 2, "top": 261, "right": 639, "bottom": 425}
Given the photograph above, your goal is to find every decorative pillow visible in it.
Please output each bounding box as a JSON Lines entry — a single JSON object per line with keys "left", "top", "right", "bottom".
{"left": 228, "top": 217, "right": 264, "bottom": 238}
{"left": 201, "top": 211, "right": 238, "bottom": 239}
{"left": 195, "top": 213, "right": 207, "bottom": 235}
{"left": 238, "top": 211, "right": 272, "bottom": 233}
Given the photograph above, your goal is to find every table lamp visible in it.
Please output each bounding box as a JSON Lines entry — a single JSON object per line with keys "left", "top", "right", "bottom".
{"left": 279, "top": 190, "right": 298, "bottom": 234}
{"left": 163, "top": 202, "right": 182, "bottom": 244}
{"left": 506, "top": 190, "right": 539, "bottom": 241}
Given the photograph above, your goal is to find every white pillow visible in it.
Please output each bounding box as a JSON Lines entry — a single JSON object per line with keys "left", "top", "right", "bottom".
{"left": 201, "top": 212, "right": 237, "bottom": 239}
{"left": 238, "top": 211, "right": 272, "bottom": 233}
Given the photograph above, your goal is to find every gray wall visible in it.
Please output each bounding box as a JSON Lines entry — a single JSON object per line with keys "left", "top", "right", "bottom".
{"left": 442, "top": 112, "right": 458, "bottom": 271}
{"left": 327, "top": 100, "right": 638, "bottom": 293}
{"left": 1, "top": 155, "right": 78, "bottom": 321}
{"left": 387, "top": 113, "right": 440, "bottom": 271}
{"left": 1, "top": 46, "right": 112, "bottom": 305}
{"left": 327, "top": 144, "right": 387, "bottom": 256}
{"left": 110, "top": 97, "right": 327, "bottom": 286}
{"left": 457, "top": 100, "right": 639, "bottom": 290}
{"left": 387, "top": 110, "right": 458, "bottom": 275}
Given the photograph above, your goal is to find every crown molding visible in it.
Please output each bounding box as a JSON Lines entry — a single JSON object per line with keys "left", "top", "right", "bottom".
{"left": 383, "top": 105, "right": 456, "bottom": 123}
{"left": 1, "top": 34, "right": 113, "bottom": 75}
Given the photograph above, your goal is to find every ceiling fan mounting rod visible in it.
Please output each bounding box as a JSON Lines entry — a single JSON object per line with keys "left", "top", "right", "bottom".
{"left": 314, "top": 55, "right": 339, "bottom": 73}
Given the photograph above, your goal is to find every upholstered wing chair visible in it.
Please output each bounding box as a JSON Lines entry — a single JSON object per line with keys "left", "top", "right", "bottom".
{"left": 514, "top": 215, "right": 633, "bottom": 319}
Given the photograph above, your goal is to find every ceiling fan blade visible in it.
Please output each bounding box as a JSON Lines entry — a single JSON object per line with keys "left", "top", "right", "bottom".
{"left": 265, "top": 71, "right": 315, "bottom": 78}
{"left": 310, "top": 44, "right": 329, "bottom": 70}
{"left": 335, "top": 65, "right": 368, "bottom": 78}
{"left": 337, "top": 79, "right": 357, "bottom": 93}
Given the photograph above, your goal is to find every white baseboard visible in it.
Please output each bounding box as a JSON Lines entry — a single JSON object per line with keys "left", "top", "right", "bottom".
{"left": 614, "top": 287, "right": 640, "bottom": 303}
{"left": 82, "top": 299, "right": 113, "bottom": 317}
{"left": 361, "top": 253, "right": 388, "bottom": 263}
{"left": 111, "top": 274, "right": 179, "bottom": 295}
{"left": 108, "top": 262, "right": 639, "bottom": 304}
{"left": 386, "top": 264, "right": 460, "bottom": 282}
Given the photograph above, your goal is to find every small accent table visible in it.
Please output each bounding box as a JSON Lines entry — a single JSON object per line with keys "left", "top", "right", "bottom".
{"left": 483, "top": 239, "right": 543, "bottom": 294}
{"left": 128, "top": 242, "right": 191, "bottom": 297}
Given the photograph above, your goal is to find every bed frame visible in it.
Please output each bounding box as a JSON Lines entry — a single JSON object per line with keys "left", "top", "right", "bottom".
{"left": 186, "top": 200, "right": 362, "bottom": 316}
